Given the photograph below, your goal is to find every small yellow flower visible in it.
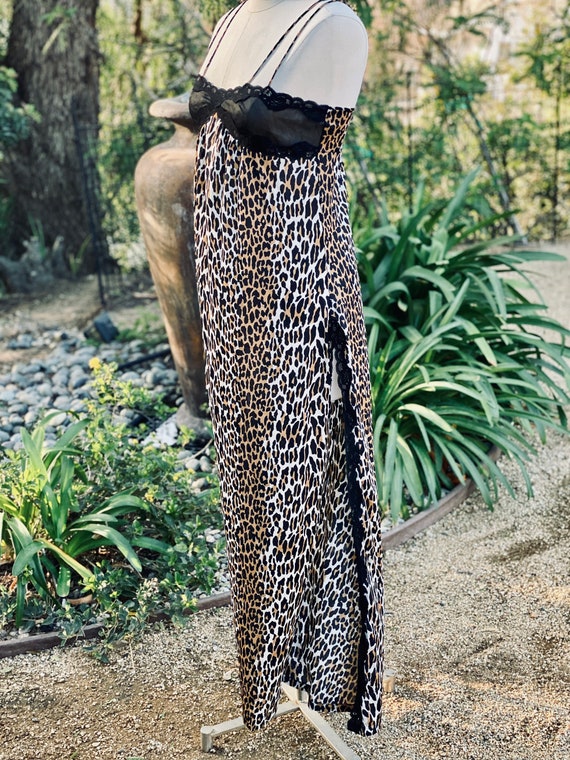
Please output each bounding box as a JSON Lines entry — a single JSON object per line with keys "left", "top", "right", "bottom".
{"left": 144, "top": 488, "right": 156, "bottom": 503}
{"left": 89, "top": 357, "right": 102, "bottom": 371}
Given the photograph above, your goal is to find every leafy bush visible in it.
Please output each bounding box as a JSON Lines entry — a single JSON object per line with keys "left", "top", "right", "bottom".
{"left": 0, "top": 66, "right": 39, "bottom": 160}
{"left": 0, "top": 416, "right": 146, "bottom": 626}
{"left": 0, "top": 66, "right": 40, "bottom": 258}
{"left": 97, "top": 0, "right": 211, "bottom": 248}
{"left": 356, "top": 170, "right": 570, "bottom": 522}
{"left": 0, "top": 360, "right": 223, "bottom": 654}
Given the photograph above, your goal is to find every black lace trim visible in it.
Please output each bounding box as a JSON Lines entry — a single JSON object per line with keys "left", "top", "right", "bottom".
{"left": 189, "top": 75, "right": 351, "bottom": 159}
{"left": 327, "top": 315, "right": 370, "bottom": 736}
{"left": 192, "top": 74, "right": 333, "bottom": 119}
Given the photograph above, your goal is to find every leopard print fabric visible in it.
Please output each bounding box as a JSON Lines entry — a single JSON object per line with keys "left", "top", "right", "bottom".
{"left": 193, "top": 94, "right": 384, "bottom": 736}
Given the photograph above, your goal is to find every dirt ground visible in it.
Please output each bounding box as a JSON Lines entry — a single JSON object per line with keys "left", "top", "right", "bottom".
{"left": 0, "top": 251, "right": 569, "bottom": 760}
{"left": 0, "top": 272, "right": 163, "bottom": 370}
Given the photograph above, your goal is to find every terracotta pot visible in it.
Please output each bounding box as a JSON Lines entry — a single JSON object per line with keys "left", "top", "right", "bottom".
{"left": 134, "top": 94, "right": 207, "bottom": 425}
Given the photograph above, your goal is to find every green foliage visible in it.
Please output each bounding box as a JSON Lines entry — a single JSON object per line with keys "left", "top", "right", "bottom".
{"left": 198, "top": 0, "right": 236, "bottom": 26}
{"left": 0, "top": 66, "right": 39, "bottom": 161}
{"left": 40, "top": 5, "right": 78, "bottom": 56}
{"left": 428, "top": 59, "right": 489, "bottom": 115}
{"left": 0, "top": 63, "right": 39, "bottom": 258}
{"left": 97, "top": 0, "right": 209, "bottom": 248}
{"left": 347, "top": 0, "right": 570, "bottom": 239}
{"left": 516, "top": 5, "right": 570, "bottom": 98}
{"left": 0, "top": 415, "right": 145, "bottom": 626}
{"left": 86, "top": 356, "right": 172, "bottom": 421}
{"left": 0, "top": 359, "right": 223, "bottom": 652}
{"left": 117, "top": 311, "right": 168, "bottom": 349}
{"left": 356, "top": 170, "right": 570, "bottom": 522}
{"left": 2, "top": 0, "right": 569, "bottom": 263}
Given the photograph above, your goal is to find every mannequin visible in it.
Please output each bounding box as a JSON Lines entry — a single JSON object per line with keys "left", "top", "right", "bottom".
{"left": 200, "top": 0, "right": 368, "bottom": 108}
{"left": 189, "top": 0, "right": 384, "bottom": 738}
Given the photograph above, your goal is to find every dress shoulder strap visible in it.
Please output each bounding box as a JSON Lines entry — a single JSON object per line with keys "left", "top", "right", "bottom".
{"left": 201, "top": 2, "right": 248, "bottom": 76}
{"left": 252, "top": 0, "right": 337, "bottom": 87}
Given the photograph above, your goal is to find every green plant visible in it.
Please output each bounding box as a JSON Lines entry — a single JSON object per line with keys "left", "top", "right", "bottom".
{"left": 0, "top": 359, "right": 223, "bottom": 650}
{"left": 0, "top": 66, "right": 39, "bottom": 161}
{"left": 82, "top": 362, "right": 223, "bottom": 603}
{"left": 116, "top": 310, "right": 168, "bottom": 349}
{"left": 356, "top": 170, "right": 570, "bottom": 522}
{"left": 97, "top": 0, "right": 210, "bottom": 248}
{"left": 87, "top": 356, "right": 172, "bottom": 422}
{"left": 0, "top": 66, "right": 40, "bottom": 258}
{"left": 0, "top": 415, "right": 149, "bottom": 626}
{"left": 343, "top": 0, "right": 570, "bottom": 240}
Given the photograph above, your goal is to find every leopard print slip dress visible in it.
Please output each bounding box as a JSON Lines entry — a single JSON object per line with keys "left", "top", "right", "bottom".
{"left": 189, "top": 0, "right": 384, "bottom": 736}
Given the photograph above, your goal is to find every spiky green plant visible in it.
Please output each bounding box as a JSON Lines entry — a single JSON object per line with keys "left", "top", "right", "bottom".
{"left": 355, "top": 170, "right": 570, "bottom": 522}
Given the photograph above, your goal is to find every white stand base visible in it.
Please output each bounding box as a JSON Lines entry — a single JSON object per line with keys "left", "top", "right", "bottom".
{"left": 200, "top": 683, "right": 361, "bottom": 759}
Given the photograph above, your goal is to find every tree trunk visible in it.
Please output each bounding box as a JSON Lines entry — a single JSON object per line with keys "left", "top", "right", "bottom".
{"left": 5, "top": 0, "right": 103, "bottom": 275}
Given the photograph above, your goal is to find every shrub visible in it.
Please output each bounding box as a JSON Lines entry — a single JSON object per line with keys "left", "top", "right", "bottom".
{"left": 356, "top": 170, "right": 570, "bottom": 522}
{"left": 0, "top": 360, "right": 223, "bottom": 654}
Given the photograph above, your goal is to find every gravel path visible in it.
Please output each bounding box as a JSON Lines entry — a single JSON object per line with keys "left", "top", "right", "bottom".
{"left": 0, "top": 251, "right": 569, "bottom": 759}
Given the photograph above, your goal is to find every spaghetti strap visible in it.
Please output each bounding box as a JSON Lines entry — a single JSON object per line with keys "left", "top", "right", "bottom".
{"left": 250, "top": 0, "right": 335, "bottom": 85}
{"left": 201, "top": 0, "right": 336, "bottom": 88}
{"left": 201, "top": 1, "right": 247, "bottom": 76}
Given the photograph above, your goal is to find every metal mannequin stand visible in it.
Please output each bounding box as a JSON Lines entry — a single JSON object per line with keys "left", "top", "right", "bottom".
{"left": 200, "top": 683, "right": 361, "bottom": 759}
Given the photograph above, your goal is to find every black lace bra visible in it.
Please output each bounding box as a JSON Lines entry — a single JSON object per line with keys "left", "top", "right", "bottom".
{"left": 188, "top": 75, "right": 338, "bottom": 159}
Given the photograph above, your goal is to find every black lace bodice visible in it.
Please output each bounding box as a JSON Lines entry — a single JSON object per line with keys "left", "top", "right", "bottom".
{"left": 188, "top": 75, "right": 337, "bottom": 159}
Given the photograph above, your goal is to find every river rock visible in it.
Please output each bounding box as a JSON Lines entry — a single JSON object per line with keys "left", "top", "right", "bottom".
{"left": 45, "top": 412, "right": 68, "bottom": 428}
{"left": 9, "top": 374, "right": 27, "bottom": 388}
{"left": 53, "top": 395, "right": 72, "bottom": 411}
{"left": 8, "top": 403, "right": 28, "bottom": 415}
{"left": 0, "top": 390, "right": 16, "bottom": 404}
{"left": 24, "top": 410, "right": 38, "bottom": 426}
{"left": 69, "top": 372, "right": 88, "bottom": 390}
{"left": 142, "top": 367, "right": 164, "bottom": 386}
{"left": 51, "top": 369, "right": 70, "bottom": 387}
{"left": 7, "top": 334, "right": 33, "bottom": 349}
{"left": 70, "top": 399, "right": 88, "bottom": 414}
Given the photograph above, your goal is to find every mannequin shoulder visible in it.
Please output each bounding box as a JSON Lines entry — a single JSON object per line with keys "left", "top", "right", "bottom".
{"left": 270, "top": 2, "right": 368, "bottom": 107}
{"left": 302, "top": 3, "right": 368, "bottom": 60}
{"left": 208, "top": 4, "right": 245, "bottom": 40}
{"left": 321, "top": 0, "right": 367, "bottom": 27}
{"left": 296, "top": 3, "right": 368, "bottom": 72}
{"left": 317, "top": 2, "right": 368, "bottom": 43}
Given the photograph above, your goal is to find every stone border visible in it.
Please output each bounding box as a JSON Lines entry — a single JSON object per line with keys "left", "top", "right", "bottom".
{"left": 0, "top": 447, "right": 499, "bottom": 659}
{"left": 0, "top": 593, "right": 233, "bottom": 659}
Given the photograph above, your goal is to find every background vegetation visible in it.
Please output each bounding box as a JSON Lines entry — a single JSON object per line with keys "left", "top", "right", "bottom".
{"left": 1, "top": 358, "right": 223, "bottom": 653}
{"left": 0, "top": 0, "right": 568, "bottom": 283}
{"left": 0, "top": 0, "right": 569, "bottom": 645}
{"left": 348, "top": 0, "right": 570, "bottom": 241}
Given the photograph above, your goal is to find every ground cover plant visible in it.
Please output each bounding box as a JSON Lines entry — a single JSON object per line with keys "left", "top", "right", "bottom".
{"left": 0, "top": 358, "right": 223, "bottom": 657}
{"left": 356, "top": 170, "right": 570, "bottom": 522}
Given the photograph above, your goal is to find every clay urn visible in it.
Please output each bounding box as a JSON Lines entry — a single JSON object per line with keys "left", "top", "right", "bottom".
{"left": 134, "top": 93, "right": 207, "bottom": 432}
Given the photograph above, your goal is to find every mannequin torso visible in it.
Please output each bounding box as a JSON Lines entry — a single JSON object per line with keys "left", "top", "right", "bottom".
{"left": 200, "top": 0, "right": 367, "bottom": 108}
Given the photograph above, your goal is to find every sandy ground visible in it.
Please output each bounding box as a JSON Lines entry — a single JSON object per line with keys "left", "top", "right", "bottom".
{"left": 0, "top": 250, "right": 569, "bottom": 760}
